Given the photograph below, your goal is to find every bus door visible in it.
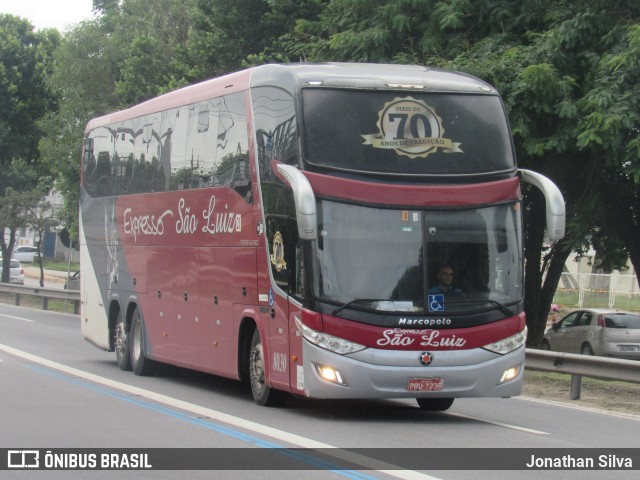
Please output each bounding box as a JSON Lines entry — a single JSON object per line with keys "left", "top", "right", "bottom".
{"left": 145, "top": 246, "right": 175, "bottom": 360}
{"left": 265, "top": 216, "right": 300, "bottom": 391}
{"left": 171, "top": 246, "right": 204, "bottom": 367}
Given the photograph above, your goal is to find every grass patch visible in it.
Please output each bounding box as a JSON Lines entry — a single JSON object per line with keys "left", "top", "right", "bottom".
{"left": 525, "top": 369, "right": 639, "bottom": 389}
{"left": 39, "top": 260, "right": 80, "bottom": 272}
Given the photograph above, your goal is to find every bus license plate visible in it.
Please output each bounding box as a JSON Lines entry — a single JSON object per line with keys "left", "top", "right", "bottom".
{"left": 407, "top": 377, "right": 443, "bottom": 392}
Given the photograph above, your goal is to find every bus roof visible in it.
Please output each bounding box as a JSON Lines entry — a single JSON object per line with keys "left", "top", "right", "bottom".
{"left": 250, "top": 62, "right": 496, "bottom": 94}
{"left": 85, "top": 68, "right": 253, "bottom": 131}
{"left": 85, "top": 63, "right": 496, "bottom": 131}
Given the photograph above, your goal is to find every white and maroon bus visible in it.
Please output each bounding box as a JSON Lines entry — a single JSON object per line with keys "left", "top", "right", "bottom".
{"left": 80, "top": 63, "right": 564, "bottom": 410}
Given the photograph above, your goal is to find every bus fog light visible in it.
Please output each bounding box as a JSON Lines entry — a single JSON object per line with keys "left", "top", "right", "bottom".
{"left": 314, "top": 364, "right": 347, "bottom": 386}
{"left": 500, "top": 365, "right": 521, "bottom": 384}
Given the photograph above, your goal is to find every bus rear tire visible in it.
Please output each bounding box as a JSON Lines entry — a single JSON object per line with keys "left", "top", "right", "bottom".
{"left": 115, "top": 310, "right": 132, "bottom": 371}
{"left": 249, "top": 328, "right": 288, "bottom": 407}
{"left": 130, "top": 307, "right": 157, "bottom": 376}
{"left": 416, "top": 398, "right": 454, "bottom": 411}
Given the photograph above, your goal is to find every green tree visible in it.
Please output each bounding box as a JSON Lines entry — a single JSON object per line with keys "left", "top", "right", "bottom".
{"left": 189, "top": 0, "right": 275, "bottom": 78}
{"left": 188, "top": 0, "right": 326, "bottom": 78}
{"left": 38, "top": 19, "right": 121, "bottom": 242}
{"left": 112, "top": 0, "right": 193, "bottom": 103}
{"left": 39, "top": 0, "right": 195, "bottom": 237}
{"left": 0, "top": 15, "right": 58, "bottom": 281}
{"left": 0, "top": 15, "right": 59, "bottom": 164}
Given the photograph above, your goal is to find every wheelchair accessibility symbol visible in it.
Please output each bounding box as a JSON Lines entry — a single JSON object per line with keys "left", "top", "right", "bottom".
{"left": 428, "top": 294, "right": 445, "bottom": 312}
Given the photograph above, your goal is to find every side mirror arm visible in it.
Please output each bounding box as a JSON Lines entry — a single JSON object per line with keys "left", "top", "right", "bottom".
{"left": 276, "top": 164, "right": 318, "bottom": 241}
{"left": 519, "top": 169, "right": 566, "bottom": 240}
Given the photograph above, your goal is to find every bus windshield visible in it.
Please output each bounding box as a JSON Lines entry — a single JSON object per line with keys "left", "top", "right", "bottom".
{"left": 302, "top": 89, "right": 515, "bottom": 176}
{"left": 311, "top": 200, "right": 522, "bottom": 314}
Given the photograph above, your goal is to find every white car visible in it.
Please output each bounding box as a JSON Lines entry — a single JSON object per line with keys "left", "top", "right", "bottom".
{"left": 13, "top": 245, "right": 41, "bottom": 263}
{"left": 0, "top": 259, "right": 25, "bottom": 285}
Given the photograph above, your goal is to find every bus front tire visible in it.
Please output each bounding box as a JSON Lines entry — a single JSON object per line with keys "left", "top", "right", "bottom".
{"left": 249, "top": 328, "right": 288, "bottom": 407}
{"left": 416, "top": 397, "right": 455, "bottom": 411}
{"left": 130, "top": 307, "right": 157, "bottom": 376}
{"left": 115, "top": 310, "right": 132, "bottom": 371}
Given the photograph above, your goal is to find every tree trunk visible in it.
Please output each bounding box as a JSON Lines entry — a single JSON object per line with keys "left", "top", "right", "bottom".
{"left": 0, "top": 227, "right": 18, "bottom": 284}
{"left": 1, "top": 229, "right": 16, "bottom": 283}
{"left": 601, "top": 176, "right": 640, "bottom": 290}
{"left": 612, "top": 205, "right": 640, "bottom": 289}
{"left": 536, "top": 237, "right": 573, "bottom": 342}
{"left": 523, "top": 188, "right": 546, "bottom": 346}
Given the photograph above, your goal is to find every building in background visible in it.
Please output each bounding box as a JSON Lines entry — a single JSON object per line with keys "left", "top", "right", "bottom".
{"left": 5, "top": 190, "right": 79, "bottom": 264}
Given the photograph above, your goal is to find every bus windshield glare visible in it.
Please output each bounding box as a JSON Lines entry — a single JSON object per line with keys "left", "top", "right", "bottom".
{"left": 302, "top": 89, "right": 515, "bottom": 176}
{"left": 311, "top": 200, "right": 523, "bottom": 314}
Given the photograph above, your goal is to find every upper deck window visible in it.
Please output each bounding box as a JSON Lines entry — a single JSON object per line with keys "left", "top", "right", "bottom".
{"left": 82, "top": 91, "right": 252, "bottom": 203}
{"left": 301, "top": 89, "right": 515, "bottom": 177}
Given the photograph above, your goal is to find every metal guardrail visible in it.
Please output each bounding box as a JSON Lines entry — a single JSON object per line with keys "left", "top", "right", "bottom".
{"left": 525, "top": 348, "right": 640, "bottom": 400}
{"left": 0, "top": 283, "right": 80, "bottom": 314}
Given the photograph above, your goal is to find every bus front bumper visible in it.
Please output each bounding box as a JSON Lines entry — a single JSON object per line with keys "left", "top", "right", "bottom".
{"left": 299, "top": 340, "right": 524, "bottom": 399}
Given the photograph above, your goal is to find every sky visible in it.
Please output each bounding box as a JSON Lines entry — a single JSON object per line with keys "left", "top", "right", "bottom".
{"left": 1, "top": 0, "right": 95, "bottom": 31}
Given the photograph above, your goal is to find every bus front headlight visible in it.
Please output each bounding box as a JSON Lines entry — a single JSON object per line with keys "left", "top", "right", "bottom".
{"left": 295, "top": 316, "right": 366, "bottom": 355}
{"left": 483, "top": 327, "right": 527, "bottom": 355}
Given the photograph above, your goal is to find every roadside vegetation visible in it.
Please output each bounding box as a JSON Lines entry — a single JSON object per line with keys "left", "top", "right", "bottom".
{"left": 0, "top": 260, "right": 80, "bottom": 314}
{"left": 523, "top": 370, "right": 640, "bottom": 416}
{"left": 0, "top": 293, "right": 77, "bottom": 315}
{"left": 40, "top": 260, "right": 80, "bottom": 272}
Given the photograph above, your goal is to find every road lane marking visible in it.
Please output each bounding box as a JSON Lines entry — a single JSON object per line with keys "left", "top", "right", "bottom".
{"left": 0, "top": 343, "right": 439, "bottom": 480}
{"left": 446, "top": 412, "right": 549, "bottom": 435}
{"left": 29, "top": 364, "right": 379, "bottom": 480}
{"left": 517, "top": 395, "right": 640, "bottom": 421}
{"left": 0, "top": 314, "right": 34, "bottom": 322}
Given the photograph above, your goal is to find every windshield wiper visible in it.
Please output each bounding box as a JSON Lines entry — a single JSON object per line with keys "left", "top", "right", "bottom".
{"left": 484, "top": 299, "right": 516, "bottom": 316}
{"left": 331, "top": 299, "right": 384, "bottom": 316}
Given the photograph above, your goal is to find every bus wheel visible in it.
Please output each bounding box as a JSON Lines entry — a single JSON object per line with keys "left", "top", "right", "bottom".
{"left": 249, "top": 329, "right": 288, "bottom": 407}
{"left": 130, "top": 307, "right": 157, "bottom": 376}
{"left": 416, "top": 398, "right": 454, "bottom": 411}
{"left": 114, "top": 310, "right": 132, "bottom": 371}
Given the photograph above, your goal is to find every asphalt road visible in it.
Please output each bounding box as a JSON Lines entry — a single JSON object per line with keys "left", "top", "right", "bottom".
{"left": 1, "top": 304, "right": 639, "bottom": 479}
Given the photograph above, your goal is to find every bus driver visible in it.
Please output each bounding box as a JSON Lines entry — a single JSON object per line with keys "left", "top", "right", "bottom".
{"left": 428, "top": 265, "right": 462, "bottom": 294}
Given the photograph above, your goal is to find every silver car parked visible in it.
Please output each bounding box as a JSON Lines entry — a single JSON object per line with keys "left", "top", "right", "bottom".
{"left": 542, "top": 308, "right": 640, "bottom": 360}
{"left": 0, "top": 259, "right": 25, "bottom": 285}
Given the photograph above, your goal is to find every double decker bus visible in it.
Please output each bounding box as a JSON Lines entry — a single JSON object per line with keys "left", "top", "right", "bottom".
{"left": 80, "top": 63, "right": 564, "bottom": 410}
